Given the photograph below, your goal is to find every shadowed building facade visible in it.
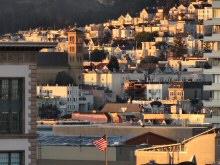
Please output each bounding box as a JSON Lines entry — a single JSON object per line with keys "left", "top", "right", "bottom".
{"left": 36, "top": 28, "right": 84, "bottom": 85}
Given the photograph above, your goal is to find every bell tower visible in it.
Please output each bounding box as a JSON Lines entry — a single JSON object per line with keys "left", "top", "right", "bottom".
{"left": 68, "top": 25, "right": 84, "bottom": 84}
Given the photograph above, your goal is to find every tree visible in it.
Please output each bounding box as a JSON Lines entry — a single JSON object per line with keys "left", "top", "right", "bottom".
{"left": 39, "top": 105, "right": 61, "bottom": 119}
{"left": 134, "top": 32, "right": 158, "bottom": 43}
{"left": 90, "top": 49, "right": 107, "bottom": 62}
{"left": 140, "top": 56, "right": 159, "bottom": 64}
{"left": 158, "top": 53, "right": 167, "bottom": 61}
{"left": 111, "top": 40, "right": 128, "bottom": 47}
{"left": 61, "top": 114, "right": 72, "bottom": 119}
{"left": 107, "top": 56, "right": 120, "bottom": 72}
{"left": 203, "top": 62, "right": 211, "bottom": 69}
{"left": 55, "top": 71, "right": 74, "bottom": 86}
{"left": 150, "top": 101, "right": 162, "bottom": 107}
{"left": 170, "top": 36, "right": 187, "bottom": 59}
{"left": 103, "top": 31, "right": 112, "bottom": 44}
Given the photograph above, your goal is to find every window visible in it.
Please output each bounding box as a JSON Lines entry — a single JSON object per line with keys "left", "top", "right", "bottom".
{"left": 77, "top": 46, "right": 82, "bottom": 53}
{"left": 0, "top": 79, "right": 23, "bottom": 134}
{"left": 77, "top": 37, "right": 82, "bottom": 43}
{"left": 217, "top": 139, "right": 220, "bottom": 146}
{"left": 70, "top": 36, "right": 75, "bottom": 43}
{"left": 70, "top": 46, "right": 75, "bottom": 52}
{"left": 0, "top": 152, "right": 23, "bottom": 165}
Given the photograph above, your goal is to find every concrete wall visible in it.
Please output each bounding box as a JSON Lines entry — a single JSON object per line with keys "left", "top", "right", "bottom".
{"left": 38, "top": 160, "right": 134, "bottom": 165}
{"left": 37, "top": 86, "right": 68, "bottom": 97}
{"left": 0, "top": 139, "right": 31, "bottom": 165}
{"left": 185, "top": 134, "right": 216, "bottom": 165}
{"left": 53, "top": 125, "right": 208, "bottom": 141}
{"left": 37, "top": 67, "right": 69, "bottom": 85}
{"left": 135, "top": 133, "right": 217, "bottom": 165}
{"left": 39, "top": 146, "right": 116, "bottom": 161}
{"left": 216, "top": 135, "right": 220, "bottom": 161}
{"left": 37, "top": 146, "right": 136, "bottom": 165}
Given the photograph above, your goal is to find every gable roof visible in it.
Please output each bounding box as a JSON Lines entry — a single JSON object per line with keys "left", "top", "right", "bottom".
{"left": 145, "top": 8, "right": 157, "bottom": 14}
{"left": 37, "top": 52, "right": 69, "bottom": 67}
{"left": 163, "top": 65, "right": 174, "bottom": 74}
{"left": 124, "top": 132, "right": 176, "bottom": 145}
{"left": 68, "top": 27, "right": 83, "bottom": 33}
{"left": 101, "top": 103, "right": 140, "bottom": 113}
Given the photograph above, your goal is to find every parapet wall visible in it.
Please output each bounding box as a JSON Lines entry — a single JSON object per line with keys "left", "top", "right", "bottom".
{"left": 53, "top": 125, "right": 208, "bottom": 141}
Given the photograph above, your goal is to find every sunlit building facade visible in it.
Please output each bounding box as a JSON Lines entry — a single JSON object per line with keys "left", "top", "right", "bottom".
{"left": 203, "top": 0, "right": 220, "bottom": 127}
{"left": 0, "top": 42, "right": 56, "bottom": 165}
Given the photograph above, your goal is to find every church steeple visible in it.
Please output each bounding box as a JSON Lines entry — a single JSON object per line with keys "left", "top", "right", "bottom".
{"left": 68, "top": 24, "right": 84, "bottom": 84}
{"left": 68, "top": 25, "right": 83, "bottom": 67}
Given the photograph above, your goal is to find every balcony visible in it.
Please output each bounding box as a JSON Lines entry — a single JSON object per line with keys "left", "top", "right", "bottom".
{"left": 204, "top": 33, "right": 220, "bottom": 42}
{"left": 203, "top": 99, "right": 220, "bottom": 107}
{"left": 204, "top": 18, "right": 220, "bottom": 26}
{"left": 203, "top": 67, "right": 220, "bottom": 74}
{"left": 204, "top": 50, "right": 220, "bottom": 58}
{"left": 205, "top": 116, "right": 220, "bottom": 124}
{"left": 204, "top": 83, "right": 220, "bottom": 91}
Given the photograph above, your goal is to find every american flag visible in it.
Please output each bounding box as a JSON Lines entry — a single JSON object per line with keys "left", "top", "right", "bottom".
{"left": 93, "top": 135, "right": 107, "bottom": 151}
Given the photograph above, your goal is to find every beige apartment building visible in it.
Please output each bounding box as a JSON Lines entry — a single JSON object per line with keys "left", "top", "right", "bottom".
{"left": 135, "top": 128, "right": 220, "bottom": 165}
{"left": 203, "top": 0, "right": 220, "bottom": 127}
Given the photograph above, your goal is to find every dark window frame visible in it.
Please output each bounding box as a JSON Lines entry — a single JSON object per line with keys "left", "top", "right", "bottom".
{"left": 0, "top": 151, "right": 23, "bottom": 165}
{"left": 0, "top": 78, "right": 24, "bottom": 134}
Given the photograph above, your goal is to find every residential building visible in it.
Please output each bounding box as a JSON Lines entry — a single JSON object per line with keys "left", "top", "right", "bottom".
{"left": 37, "top": 85, "right": 94, "bottom": 114}
{"left": 145, "top": 83, "right": 170, "bottom": 100}
{"left": 124, "top": 13, "right": 134, "bottom": 25}
{"left": 0, "top": 42, "right": 56, "bottom": 165}
{"left": 91, "top": 87, "right": 116, "bottom": 110}
{"left": 168, "top": 81, "right": 211, "bottom": 100}
{"left": 112, "top": 28, "right": 121, "bottom": 39}
{"left": 203, "top": 0, "right": 220, "bottom": 127}
{"left": 37, "top": 97, "right": 67, "bottom": 116}
{"left": 178, "top": 4, "right": 187, "bottom": 14}
{"left": 169, "top": 7, "right": 178, "bottom": 20}
{"left": 83, "top": 70, "right": 145, "bottom": 97}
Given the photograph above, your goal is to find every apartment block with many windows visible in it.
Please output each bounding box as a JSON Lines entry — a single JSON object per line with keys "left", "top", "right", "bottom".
{"left": 203, "top": 0, "right": 220, "bottom": 127}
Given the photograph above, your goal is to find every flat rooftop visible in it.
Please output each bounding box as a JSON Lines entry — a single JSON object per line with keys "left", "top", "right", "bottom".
{"left": 52, "top": 124, "right": 209, "bottom": 141}
{"left": 38, "top": 131, "right": 128, "bottom": 146}
{"left": 0, "top": 42, "right": 58, "bottom": 51}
